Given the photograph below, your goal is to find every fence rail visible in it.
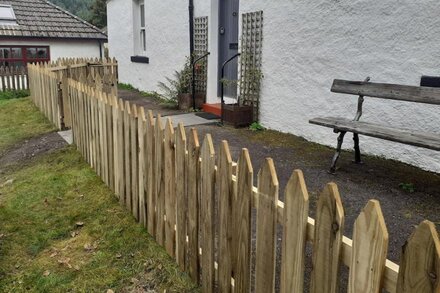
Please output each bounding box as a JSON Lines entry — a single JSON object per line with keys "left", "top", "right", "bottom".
{"left": 0, "top": 66, "right": 28, "bottom": 91}
{"left": 29, "top": 61, "right": 440, "bottom": 293}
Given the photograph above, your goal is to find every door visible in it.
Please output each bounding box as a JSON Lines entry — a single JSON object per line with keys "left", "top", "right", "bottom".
{"left": 218, "top": 0, "right": 239, "bottom": 100}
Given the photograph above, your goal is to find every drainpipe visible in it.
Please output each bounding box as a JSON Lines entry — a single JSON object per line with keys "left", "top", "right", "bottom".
{"left": 98, "top": 41, "right": 103, "bottom": 59}
{"left": 189, "top": 0, "right": 195, "bottom": 62}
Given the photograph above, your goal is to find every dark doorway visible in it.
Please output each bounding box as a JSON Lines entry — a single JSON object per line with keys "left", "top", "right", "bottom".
{"left": 218, "top": 0, "right": 239, "bottom": 100}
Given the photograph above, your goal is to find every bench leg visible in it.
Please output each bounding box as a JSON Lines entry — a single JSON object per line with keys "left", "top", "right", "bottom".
{"left": 353, "top": 133, "right": 362, "bottom": 164}
{"left": 329, "top": 131, "right": 346, "bottom": 174}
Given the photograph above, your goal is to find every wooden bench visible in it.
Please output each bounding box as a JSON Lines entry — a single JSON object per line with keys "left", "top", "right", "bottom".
{"left": 309, "top": 78, "right": 440, "bottom": 173}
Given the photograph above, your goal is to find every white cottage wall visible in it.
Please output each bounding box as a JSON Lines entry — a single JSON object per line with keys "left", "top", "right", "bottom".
{"left": 108, "top": 0, "right": 190, "bottom": 93}
{"left": 240, "top": 0, "right": 440, "bottom": 172}
{"left": 0, "top": 39, "right": 102, "bottom": 60}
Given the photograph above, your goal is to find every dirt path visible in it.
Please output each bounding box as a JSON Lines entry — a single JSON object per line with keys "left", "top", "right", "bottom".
{"left": 0, "top": 132, "right": 66, "bottom": 174}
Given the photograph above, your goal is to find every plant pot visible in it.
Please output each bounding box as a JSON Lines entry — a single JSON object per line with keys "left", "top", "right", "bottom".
{"left": 223, "top": 104, "right": 253, "bottom": 128}
{"left": 178, "top": 93, "right": 205, "bottom": 110}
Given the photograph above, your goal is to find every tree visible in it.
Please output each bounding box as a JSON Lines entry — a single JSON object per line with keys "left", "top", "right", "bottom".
{"left": 89, "top": 0, "right": 107, "bottom": 29}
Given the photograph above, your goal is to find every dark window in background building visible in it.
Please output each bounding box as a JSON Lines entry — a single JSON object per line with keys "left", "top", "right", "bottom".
{"left": 0, "top": 46, "right": 50, "bottom": 67}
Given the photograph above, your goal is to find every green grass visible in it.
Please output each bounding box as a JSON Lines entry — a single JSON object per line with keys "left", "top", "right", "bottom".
{"left": 0, "top": 147, "right": 198, "bottom": 292}
{"left": 0, "top": 97, "right": 55, "bottom": 155}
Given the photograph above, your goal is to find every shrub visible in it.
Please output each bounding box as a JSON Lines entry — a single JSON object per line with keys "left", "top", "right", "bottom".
{"left": 0, "top": 90, "right": 30, "bottom": 100}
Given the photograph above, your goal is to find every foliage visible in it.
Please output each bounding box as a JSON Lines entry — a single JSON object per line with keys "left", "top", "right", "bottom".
{"left": 399, "top": 182, "right": 416, "bottom": 193}
{"left": 50, "top": 0, "right": 107, "bottom": 29}
{"left": 50, "top": 0, "right": 94, "bottom": 22}
{"left": 89, "top": 0, "right": 107, "bottom": 28}
{"left": 157, "top": 57, "right": 192, "bottom": 103}
{"left": 249, "top": 122, "right": 265, "bottom": 131}
{"left": 0, "top": 98, "right": 55, "bottom": 154}
{"left": 0, "top": 148, "right": 198, "bottom": 292}
{"left": 0, "top": 90, "right": 30, "bottom": 100}
{"left": 117, "top": 83, "right": 135, "bottom": 91}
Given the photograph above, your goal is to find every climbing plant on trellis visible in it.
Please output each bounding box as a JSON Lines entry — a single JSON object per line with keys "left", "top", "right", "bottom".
{"left": 239, "top": 10, "right": 263, "bottom": 121}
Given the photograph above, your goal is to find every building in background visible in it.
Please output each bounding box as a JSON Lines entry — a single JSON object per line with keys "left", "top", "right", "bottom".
{"left": 107, "top": 0, "right": 440, "bottom": 173}
{"left": 0, "top": 0, "right": 107, "bottom": 67}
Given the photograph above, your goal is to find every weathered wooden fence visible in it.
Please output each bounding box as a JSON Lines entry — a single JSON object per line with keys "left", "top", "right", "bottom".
{"left": 28, "top": 58, "right": 118, "bottom": 129}
{"left": 30, "top": 65, "right": 440, "bottom": 293}
{"left": 0, "top": 66, "right": 28, "bottom": 91}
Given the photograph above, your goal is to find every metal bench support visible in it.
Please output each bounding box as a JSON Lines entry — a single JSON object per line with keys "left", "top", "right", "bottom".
{"left": 330, "top": 131, "right": 347, "bottom": 173}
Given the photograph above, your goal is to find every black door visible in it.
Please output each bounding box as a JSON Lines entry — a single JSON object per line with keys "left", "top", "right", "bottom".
{"left": 218, "top": 0, "right": 239, "bottom": 100}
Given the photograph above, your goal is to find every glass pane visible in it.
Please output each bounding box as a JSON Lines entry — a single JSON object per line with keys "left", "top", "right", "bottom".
{"left": 26, "top": 48, "right": 37, "bottom": 59}
{"left": 141, "top": 29, "right": 146, "bottom": 51}
{"left": 0, "top": 6, "right": 15, "bottom": 20}
{"left": 9, "top": 61, "right": 24, "bottom": 68}
{"left": 0, "top": 48, "right": 11, "bottom": 59}
{"left": 37, "top": 48, "right": 48, "bottom": 59}
{"left": 140, "top": 4, "right": 145, "bottom": 27}
{"left": 11, "top": 47, "right": 22, "bottom": 58}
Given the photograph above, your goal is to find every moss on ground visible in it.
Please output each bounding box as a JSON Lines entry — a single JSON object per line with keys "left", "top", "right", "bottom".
{"left": 0, "top": 97, "right": 55, "bottom": 155}
{"left": 0, "top": 147, "right": 198, "bottom": 292}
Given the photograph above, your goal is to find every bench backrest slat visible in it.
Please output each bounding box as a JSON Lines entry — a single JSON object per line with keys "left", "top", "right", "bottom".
{"left": 331, "top": 79, "right": 440, "bottom": 105}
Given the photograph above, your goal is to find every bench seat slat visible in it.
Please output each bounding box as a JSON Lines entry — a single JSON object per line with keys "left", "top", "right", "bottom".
{"left": 309, "top": 117, "right": 440, "bottom": 151}
{"left": 331, "top": 79, "right": 440, "bottom": 105}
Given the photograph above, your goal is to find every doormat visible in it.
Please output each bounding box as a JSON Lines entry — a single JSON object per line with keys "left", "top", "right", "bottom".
{"left": 195, "top": 112, "right": 220, "bottom": 120}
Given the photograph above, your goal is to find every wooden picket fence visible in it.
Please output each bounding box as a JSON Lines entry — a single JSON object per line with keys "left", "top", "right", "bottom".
{"left": 29, "top": 65, "right": 440, "bottom": 293}
{"left": 28, "top": 58, "right": 118, "bottom": 130}
{"left": 0, "top": 66, "right": 28, "bottom": 91}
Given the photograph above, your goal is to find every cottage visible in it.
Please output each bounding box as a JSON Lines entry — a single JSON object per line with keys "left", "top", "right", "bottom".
{"left": 0, "top": 0, "right": 107, "bottom": 67}
{"left": 107, "top": 0, "right": 440, "bottom": 173}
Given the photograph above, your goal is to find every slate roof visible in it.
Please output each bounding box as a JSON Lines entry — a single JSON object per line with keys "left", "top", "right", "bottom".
{"left": 0, "top": 0, "right": 107, "bottom": 40}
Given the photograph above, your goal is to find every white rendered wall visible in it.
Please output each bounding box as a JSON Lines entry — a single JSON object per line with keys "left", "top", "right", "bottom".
{"left": 108, "top": 0, "right": 190, "bottom": 92}
{"left": 239, "top": 0, "right": 440, "bottom": 173}
{"left": 0, "top": 39, "right": 102, "bottom": 60}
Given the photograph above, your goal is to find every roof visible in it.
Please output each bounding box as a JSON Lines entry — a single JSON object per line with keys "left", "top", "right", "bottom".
{"left": 0, "top": 0, "right": 107, "bottom": 40}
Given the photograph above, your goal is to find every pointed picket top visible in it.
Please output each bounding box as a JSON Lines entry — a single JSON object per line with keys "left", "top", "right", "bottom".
{"left": 137, "top": 106, "right": 146, "bottom": 122}
{"left": 281, "top": 170, "right": 309, "bottom": 293}
{"left": 165, "top": 118, "right": 174, "bottom": 140}
{"left": 155, "top": 113, "right": 163, "bottom": 131}
{"left": 200, "top": 133, "right": 215, "bottom": 160}
{"left": 349, "top": 200, "right": 389, "bottom": 293}
{"left": 257, "top": 158, "right": 279, "bottom": 197}
{"left": 255, "top": 157, "right": 279, "bottom": 293}
{"left": 131, "top": 103, "right": 138, "bottom": 118}
{"left": 176, "top": 122, "right": 186, "bottom": 145}
{"left": 310, "top": 182, "right": 344, "bottom": 293}
{"left": 188, "top": 127, "right": 200, "bottom": 151}
{"left": 146, "top": 110, "right": 154, "bottom": 127}
{"left": 118, "top": 98, "right": 124, "bottom": 111}
{"left": 397, "top": 220, "right": 440, "bottom": 292}
{"left": 124, "top": 101, "right": 132, "bottom": 115}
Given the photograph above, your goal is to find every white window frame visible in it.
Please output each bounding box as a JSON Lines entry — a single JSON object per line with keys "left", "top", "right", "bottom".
{"left": 138, "top": 1, "right": 147, "bottom": 55}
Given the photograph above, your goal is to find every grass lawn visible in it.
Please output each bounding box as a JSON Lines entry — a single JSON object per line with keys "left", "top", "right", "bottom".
{"left": 0, "top": 97, "right": 198, "bottom": 292}
{"left": 0, "top": 95, "right": 55, "bottom": 155}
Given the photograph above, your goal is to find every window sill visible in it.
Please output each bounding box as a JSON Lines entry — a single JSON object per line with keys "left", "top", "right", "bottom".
{"left": 131, "top": 56, "right": 149, "bottom": 64}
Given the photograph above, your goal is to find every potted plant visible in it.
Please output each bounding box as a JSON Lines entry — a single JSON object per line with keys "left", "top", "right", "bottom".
{"left": 157, "top": 57, "right": 205, "bottom": 111}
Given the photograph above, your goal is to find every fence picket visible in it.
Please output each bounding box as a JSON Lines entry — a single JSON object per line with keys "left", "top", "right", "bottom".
{"left": 349, "top": 200, "right": 389, "bottom": 293}
{"left": 164, "top": 118, "right": 176, "bottom": 257}
{"left": 310, "top": 183, "right": 344, "bottom": 293}
{"left": 138, "top": 107, "right": 147, "bottom": 227}
{"left": 281, "top": 170, "right": 309, "bottom": 293}
{"left": 146, "top": 110, "right": 155, "bottom": 235}
{"left": 232, "top": 148, "right": 253, "bottom": 293}
{"left": 255, "top": 158, "right": 279, "bottom": 293}
{"left": 218, "top": 140, "right": 233, "bottom": 293}
{"left": 176, "top": 123, "right": 187, "bottom": 270}
{"left": 154, "top": 115, "right": 165, "bottom": 246}
{"left": 396, "top": 220, "right": 440, "bottom": 292}
{"left": 186, "top": 128, "right": 200, "bottom": 283}
{"left": 123, "top": 101, "right": 132, "bottom": 210}
{"left": 130, "top": 104, "right": 139, "bottom": 220}
{"left": 200, "top": 134, "right": 216, "bottom": 293}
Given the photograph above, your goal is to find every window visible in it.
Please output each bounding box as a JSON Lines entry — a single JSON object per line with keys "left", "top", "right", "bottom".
{"left": 140, "top": 2, "right": 146, "bottom": 52}
{"left": 0, "top": 46, "right": 50, "bottom": 67}
{"left": 0, "top": 5, "right": 17, "bottom": 25}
